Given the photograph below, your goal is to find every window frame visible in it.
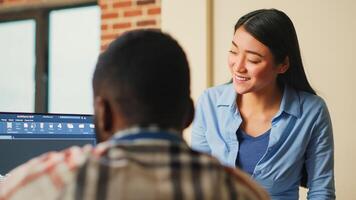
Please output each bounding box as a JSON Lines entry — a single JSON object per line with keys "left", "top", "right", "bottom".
{"left": 0, "top": 0, "right": 97, "bottom": 113}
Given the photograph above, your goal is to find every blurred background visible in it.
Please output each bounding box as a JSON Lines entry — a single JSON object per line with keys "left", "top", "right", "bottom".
{"left": 1, "top": 0, "right": 355, "bottom": 198}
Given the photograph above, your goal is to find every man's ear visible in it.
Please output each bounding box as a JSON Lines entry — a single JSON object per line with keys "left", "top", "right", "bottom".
{"left": 183, "top": 97, "right": 195, "bottom": 129}
{"left": 94, "top": 96, "right": 114, "bottom": 142}
{"left": 277, "top": 56, "right": 290, "bottom": 74}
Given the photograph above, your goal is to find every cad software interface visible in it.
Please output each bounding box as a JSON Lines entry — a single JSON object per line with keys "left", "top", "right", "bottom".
{"left": 0, "top": 112, "right": 96, "bottom": 175}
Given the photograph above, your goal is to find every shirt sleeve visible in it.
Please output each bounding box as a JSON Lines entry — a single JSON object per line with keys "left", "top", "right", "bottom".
{"left": 0, "top": 145, "right": 91, "bottom": 200}
{"left": 191, "top": 91, "right": 211, "bottom": 154}
{"left": 306, "top": 100, "right": 335, "bottom": 199}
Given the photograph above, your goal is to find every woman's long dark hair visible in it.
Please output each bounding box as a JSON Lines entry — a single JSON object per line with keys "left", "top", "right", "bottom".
{"left": 234, "top": 9, "right": 316, "bottom": 95}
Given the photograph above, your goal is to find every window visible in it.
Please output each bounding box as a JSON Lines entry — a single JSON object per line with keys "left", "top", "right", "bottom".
{"left": 49, "top": 6, "right": 100, "bottom": 114}
{"left": 0, "top": 20, "right": 36, "bottom": 112}
{"left": 0, "top": 1, "right": 99, "bottom": 114}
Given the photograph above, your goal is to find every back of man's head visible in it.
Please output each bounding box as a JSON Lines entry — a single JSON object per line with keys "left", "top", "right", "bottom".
{"left": 93, "top": 29, "right": 192, "bottom": 135}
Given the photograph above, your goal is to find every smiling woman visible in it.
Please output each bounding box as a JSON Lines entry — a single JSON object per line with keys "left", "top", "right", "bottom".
{"left": 191, "top": 8, "right": 335, "bottom": 200}
{"left": 228, "top": 26, "right": 289, "bottom": 102}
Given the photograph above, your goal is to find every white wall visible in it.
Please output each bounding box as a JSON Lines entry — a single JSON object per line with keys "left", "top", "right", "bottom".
{"left": 161, "top": 0, "right": 210, "bottom": 142}
{"left": 161, "top": 0, "right": 210, "bottom": 102}
{"left": 162, "top": 0, "right": 356, "bottom": 198}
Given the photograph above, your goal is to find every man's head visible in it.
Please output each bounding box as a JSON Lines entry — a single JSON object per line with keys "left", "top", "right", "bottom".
{"left": 92, "top": 29, "right": 194, "bottom": 142}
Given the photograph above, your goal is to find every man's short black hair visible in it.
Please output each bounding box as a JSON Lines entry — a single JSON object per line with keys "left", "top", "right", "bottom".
{"left": 93, "top": 29, "right": 191, "bottom": 129}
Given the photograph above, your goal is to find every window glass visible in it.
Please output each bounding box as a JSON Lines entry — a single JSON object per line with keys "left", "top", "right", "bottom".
{"left": 49, "top": 6, "right": 100, "bottom": 114}
{"left": 0, "top": 20, "right": 36, "bottom": 112}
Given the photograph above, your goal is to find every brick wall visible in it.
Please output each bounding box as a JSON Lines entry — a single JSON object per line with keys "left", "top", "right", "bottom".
{"left": 0, "top": 0, "right": 42, "bottom": 6}
{"left": 0, "top": 0, "right": 161, "bottom": 51}
{"left": 99, "top": 0, "right": 161, "bottom": 51}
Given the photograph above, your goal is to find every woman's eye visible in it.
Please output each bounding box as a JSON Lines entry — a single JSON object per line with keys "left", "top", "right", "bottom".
{"left": 248, "top": 59, "right": 260, "bottom": 64}
{"left": 229, "top": 50, "right": 238, "bottom": 55}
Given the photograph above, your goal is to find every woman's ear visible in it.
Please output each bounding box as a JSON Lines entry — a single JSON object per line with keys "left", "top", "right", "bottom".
{"left": 278, "top": 56, "right": 290, "bottom": 74}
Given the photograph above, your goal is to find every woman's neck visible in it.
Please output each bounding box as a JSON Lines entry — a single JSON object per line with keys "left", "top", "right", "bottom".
{"left": 237, "top": 84, "right": 283, "bottom": 115}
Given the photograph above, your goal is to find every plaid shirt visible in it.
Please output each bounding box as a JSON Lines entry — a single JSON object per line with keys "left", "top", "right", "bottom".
{"left": 0, "top": 128, "right": 269, "bottom": 200}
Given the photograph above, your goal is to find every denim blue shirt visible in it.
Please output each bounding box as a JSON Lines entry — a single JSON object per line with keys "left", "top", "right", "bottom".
{"left": 191, "top": 83, "right": 335, "bottom": 200}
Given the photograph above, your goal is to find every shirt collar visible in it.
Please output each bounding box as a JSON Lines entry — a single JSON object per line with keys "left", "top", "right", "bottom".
{"left": 279, "top": 84, "right": 301, "bottom": 118}
{"left": 216, "top": 83, "right": 301, "bottom": 118}
{"left": 216, "top": 83, "right": 237, "bottom": 110}
{"left": 111, "top": 125, "right": 183, "bottom": 143}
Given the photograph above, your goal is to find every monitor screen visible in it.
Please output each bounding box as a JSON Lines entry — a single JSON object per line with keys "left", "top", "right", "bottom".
{"left": 0, "top": 112, "right": 96, "bottom": 175}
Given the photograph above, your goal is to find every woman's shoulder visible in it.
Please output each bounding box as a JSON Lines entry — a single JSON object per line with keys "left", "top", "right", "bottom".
{"left": 297, "top": 90, "right": 328, "bottom": 110}
{"left": 290, "top": 89, "right": 330, "bottom": 121}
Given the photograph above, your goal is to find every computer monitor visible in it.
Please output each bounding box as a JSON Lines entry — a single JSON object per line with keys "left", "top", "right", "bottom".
{"left": 0, "top": 112, "right": 96, "bottom": 175}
